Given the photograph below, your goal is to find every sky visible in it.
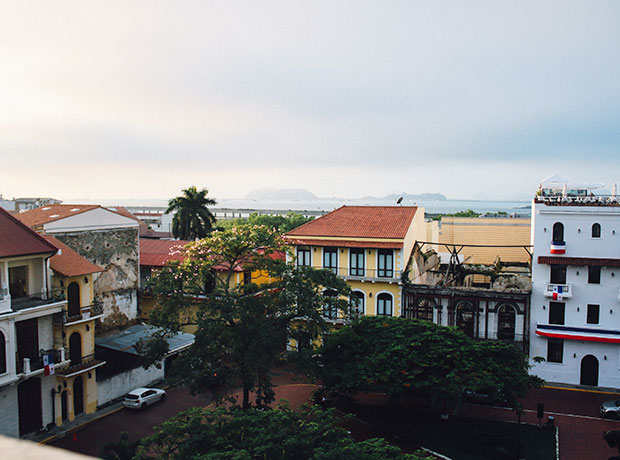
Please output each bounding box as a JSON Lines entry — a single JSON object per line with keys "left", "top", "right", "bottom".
{"left": 2, "top": 1, "right": 620, "bottom": 203}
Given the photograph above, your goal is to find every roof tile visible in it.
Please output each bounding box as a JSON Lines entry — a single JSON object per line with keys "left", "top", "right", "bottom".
{"left": 285, "top": 206, "right": 418, "bottom": 239}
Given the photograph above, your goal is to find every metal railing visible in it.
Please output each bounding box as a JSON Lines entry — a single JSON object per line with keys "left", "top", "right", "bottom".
{"left": 15, "top": 348, "right": 63, "bottom": 375}
{"left": 65, "top": 302, "right": 104, "bottom": 323}
{"left": 10, "top": 288, "right": 65, "bottom": 311}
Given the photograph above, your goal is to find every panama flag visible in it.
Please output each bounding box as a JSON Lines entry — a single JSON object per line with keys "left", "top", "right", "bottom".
{"left": 552, "top": 285, "right": 563, "bottom": 300}
{"left": 44, "top": 363, "right": 55, "bottom": 376}
{"left": 550, "top": 241, "right": 566, "bottom": 254}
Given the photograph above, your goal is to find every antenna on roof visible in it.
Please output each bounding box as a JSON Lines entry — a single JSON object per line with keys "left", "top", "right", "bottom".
{"left": 396, "top": 196, "right": 403, "bottom": 205}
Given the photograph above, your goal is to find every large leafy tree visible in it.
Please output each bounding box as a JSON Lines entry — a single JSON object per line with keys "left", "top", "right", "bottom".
{"left": 313, "top": 316, "right": 542, "bottom": 415}
{"left": 135, "top": 405, "right": 433, "bottom": 460}
{"left": 146, "top": 224, "right": 351, "bottom": 409}
{"left": 166, "top": 186, "right": 217, "bottom": 240}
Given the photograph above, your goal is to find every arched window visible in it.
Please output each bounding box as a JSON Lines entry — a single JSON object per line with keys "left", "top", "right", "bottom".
{"left": 592, "top": 223, "right": 601, "bottom": 238}
{"left": 350, "top": 291, "right": 364, "bottom": 315}
{"left": 323, "top": 289, "right": 338, "bottom": 319}
{"left": 497, "top": 304, "right": 516, "bottom": 341}
{"left": 415, "top": 299, "right": 434, "bottom": 322}
{"left": 67, "top": 282, "right": 81, "bottom": 318}
{"left": 69, "top": 332, "right": 82, "bottom": 366}
{"left": 377, "top": 293, "right": 393, "bottom": 316}
{"left": 552, "top": 222, "right": 564, "bottom": 242}
{"left": 0, "top": 331, "right": 5, "bottom": 374}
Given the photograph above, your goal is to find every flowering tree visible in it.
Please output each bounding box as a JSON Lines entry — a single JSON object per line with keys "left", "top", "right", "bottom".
{"left": 146, "top": 224, "right": 350, "bottom": 409}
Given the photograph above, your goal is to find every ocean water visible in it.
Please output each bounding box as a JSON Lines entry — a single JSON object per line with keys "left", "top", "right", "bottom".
{"left": 215, "top": 198, "right": 532, "bottom": 217}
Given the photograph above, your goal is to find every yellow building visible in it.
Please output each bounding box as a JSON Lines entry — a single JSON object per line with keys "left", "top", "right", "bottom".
{"left": 44, "top": 236, "right": 106, "bottom": 425}
{"left": 285, "top": 206, "right": 425, "bottom": 318}
{"left": 427, "top": 217, "right": 531, "bottom": 265}
{"left": 139, "top": 239, "right": 285, "bottom": 333}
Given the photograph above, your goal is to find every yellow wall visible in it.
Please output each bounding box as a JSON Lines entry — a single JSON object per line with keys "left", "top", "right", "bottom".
{"left": 434, "top": 217, "right": 531, "bottom": 264}
{"left": 53, "top": 373, "right": 98, "bottom": 425}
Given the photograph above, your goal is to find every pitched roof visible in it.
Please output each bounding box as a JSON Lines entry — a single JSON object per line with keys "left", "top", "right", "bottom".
{"left": 285, "top": 206, "right": 418, "bottom": 240}
{"left": 140, "top": 238, "right": 190, "bottom": 267}
{"left": 0, "top": 207, "right": 58, "bottom": 258}
{"left": 16, "top": 204, "right": 101, "bottom": 228}
{"left": 43, "top": 235, "right": 104, "bottom": 277}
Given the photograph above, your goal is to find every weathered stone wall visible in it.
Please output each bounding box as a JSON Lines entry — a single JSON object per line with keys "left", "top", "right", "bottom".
{"left": 54, "top": 229, "right": 139, "bottom": 330}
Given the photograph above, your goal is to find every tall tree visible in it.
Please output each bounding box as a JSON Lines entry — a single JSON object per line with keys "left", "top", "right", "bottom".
{"left": 166, "top": 186, "right": 217, "bottom": 240}
{"left": 146, "top": 224, "right": 351, "bottom": 409}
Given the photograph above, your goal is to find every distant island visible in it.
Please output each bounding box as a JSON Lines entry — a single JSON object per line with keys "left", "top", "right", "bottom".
{"left": 245, "top": 188, "right": 448, "bottom": 203}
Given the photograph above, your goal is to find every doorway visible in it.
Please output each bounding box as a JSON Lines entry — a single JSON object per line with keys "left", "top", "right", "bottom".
{"left": 580, "top": 355, "right": 599, "bottom": 386}
{"left": 73, "top": 376, "right": 84, "bottom": 415}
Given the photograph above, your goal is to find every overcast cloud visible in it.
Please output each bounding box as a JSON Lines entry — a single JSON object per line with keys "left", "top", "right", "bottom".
{"left": 2, "top": 1, "right": 619, "bottom": 201}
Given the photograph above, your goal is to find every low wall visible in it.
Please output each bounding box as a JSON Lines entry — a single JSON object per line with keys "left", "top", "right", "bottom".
{"left": 97, "top": 364, "right": 164, "bottom": 406}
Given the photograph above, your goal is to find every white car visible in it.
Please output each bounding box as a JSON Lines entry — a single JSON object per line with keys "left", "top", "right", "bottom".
{"left": 123, "top": 387, "right": 166, "bottom": 409}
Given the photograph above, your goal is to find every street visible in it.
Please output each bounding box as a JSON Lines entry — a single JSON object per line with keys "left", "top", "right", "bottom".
{"left": 48, "top": 377, "right": 620, "bottom": 460}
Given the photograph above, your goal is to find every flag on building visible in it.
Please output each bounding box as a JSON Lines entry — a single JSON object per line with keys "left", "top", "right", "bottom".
{"left": 552, "top": 285, "right": 563, "bottom": 300}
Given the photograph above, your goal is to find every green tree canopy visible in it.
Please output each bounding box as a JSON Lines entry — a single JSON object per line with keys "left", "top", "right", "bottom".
{"left": 135, "top": 405, "right": 433, "bottom": 460}
{"left": 146, "top": 224, "right": 351, "bottom": 409}
{"left": 166, "top": 186, "right": 217, "bottom": 240}
{"left": 218, "top": 211, "right": 314, "bottom": 234}
{"left": 313, "top": 316, "right": 542, "bottom": 414}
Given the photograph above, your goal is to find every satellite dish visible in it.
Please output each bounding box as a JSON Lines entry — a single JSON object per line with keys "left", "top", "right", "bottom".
{"left": 396, "top": 196, "right": 403, "bottom": 205}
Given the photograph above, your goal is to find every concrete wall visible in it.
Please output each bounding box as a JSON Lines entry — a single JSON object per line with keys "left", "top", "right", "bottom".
{"left": 54, "top": 229, "right": 139, "bottom": 330}
{"left": 0, "top": 385, "right": 18, "bottom": 437}
{"left": 97, "top": 364, "right": 164, "bottom": 406}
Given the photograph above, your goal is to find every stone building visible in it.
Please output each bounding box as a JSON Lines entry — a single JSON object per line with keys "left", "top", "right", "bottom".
{"left": 16, "top": 205, "right": 140, "bottom": 330}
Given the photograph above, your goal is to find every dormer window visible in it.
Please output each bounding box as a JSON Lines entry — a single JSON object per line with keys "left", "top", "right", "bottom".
{"left": 592, "top": 223, "right": 601, "bottom": 238}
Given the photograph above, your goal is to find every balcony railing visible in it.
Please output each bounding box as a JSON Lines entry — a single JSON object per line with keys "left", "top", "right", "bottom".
{"left": 544, "top": 283, "right": 572, "bottom": 300}
{"left": 10, "top": 288, "right": 65, "bottom": 311}
{"left": 318, "top": 267, "right": 402, "bottom": 281}
{"left": 66, "top": 302, "right": 104, "bottom": 323}
{"left": 15, "top": 348, "right": 64, "bottom": 375}
{"left": 54, "top": 302, "right": 104, "bottom": 325}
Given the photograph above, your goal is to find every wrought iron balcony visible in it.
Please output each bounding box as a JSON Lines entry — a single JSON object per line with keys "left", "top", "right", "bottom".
{"left": 55, "top": 302, "right": 104, "bottom": 325}
{"left": 10, "top": 288, "right": 65, "bottom": 311}
{"left": 15, "top": 348, "right": 65, "bottom": 375}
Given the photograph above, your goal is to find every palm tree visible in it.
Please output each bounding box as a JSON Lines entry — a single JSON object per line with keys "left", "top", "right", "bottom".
{"left": 166, "top": 186, "right": 217, "bottom": 240}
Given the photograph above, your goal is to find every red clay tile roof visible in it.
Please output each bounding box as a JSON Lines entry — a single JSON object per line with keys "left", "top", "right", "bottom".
{"left": 0, "top": 207, "right": 59, "bottom": 258}
{"left": 285, "top": 238, "right": 403, "bottom": 249}
{"left": 16, "top": 204, "right": 101, "bottom": 228}
{"left": 140, "top": 239, "right": 191, "bottom": 267}
{"left": 43, "top": 235, "right": 104, "bottom": 277}
{"left": 538, "top": 256, "right": 620, "bottom": 267}
{"left": 285, "top": 206, "right": 418, "bottom": 239}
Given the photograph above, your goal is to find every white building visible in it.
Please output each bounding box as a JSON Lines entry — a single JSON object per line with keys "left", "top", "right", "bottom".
{"left": 530, "top": 176, "right": 620, "bottom": 388}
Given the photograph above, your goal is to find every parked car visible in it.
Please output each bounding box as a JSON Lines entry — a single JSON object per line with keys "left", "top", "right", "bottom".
{"left": 600, "top": 400, "right": 620, "bottom": 418}
{"left": 463, "top": 388, "right": 508, "bottom": 407}
{"left": 123, "top": 387, "right": 166, "bottom": 410}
